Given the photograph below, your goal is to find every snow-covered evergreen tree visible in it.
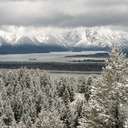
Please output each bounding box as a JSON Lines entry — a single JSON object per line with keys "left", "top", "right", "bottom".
{"left": 78, "top": 48, "right": 128, "bottom": 128}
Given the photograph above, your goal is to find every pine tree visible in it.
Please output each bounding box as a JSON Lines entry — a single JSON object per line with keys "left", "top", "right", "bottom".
{"left": 84, "top": 76, "right": 92, "bottom": 102}
{"left": 77, "top": 77, "right": 86, "bottom": 93}
{"left": 78, "top": 48, "right": 128, "bottom": 128}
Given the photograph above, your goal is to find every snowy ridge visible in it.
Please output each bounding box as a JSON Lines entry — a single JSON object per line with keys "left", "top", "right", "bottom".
{"left": 0, "top": 26, "right": 128, "bottom": 53}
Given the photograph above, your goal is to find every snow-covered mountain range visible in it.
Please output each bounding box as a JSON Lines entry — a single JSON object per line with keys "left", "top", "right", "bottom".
{"left": 0, "top": 26, "right": 128, "bottom": 53}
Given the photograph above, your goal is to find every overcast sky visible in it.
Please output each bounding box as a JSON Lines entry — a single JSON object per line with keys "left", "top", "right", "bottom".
{"left": 0, "top": 0, "right": 128, "bottom": 31}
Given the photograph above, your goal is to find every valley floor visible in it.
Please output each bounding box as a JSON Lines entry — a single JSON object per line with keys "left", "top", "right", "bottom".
{"left": 0, "top": 51, "right": 107, "bottom": 72}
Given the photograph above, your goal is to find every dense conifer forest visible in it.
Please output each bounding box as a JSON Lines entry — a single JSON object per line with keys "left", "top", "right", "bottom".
{"left": 0, "top": 49, "right": 127, "bottom": 128}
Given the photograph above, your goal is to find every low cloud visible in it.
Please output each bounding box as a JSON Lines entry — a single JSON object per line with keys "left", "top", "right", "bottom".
{"left": 0, "top": 0, "right": 128, "bottom": 31}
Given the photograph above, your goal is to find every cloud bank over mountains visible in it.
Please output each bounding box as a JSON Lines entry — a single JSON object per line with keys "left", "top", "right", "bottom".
{"left": 0, "top": 0, "right": 128, "bottom": 53}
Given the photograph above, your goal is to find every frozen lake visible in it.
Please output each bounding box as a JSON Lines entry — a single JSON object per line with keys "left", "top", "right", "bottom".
{"left": 0, "top": 51, "right": 107, "bottom": 72}
{"left": 0, "top": 51, "right": 108, "bottom": 63}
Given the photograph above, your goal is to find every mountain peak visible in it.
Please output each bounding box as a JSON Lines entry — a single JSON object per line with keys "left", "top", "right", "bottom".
{"left": 0, "top": 26, "right": 127, "bottom": 52}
